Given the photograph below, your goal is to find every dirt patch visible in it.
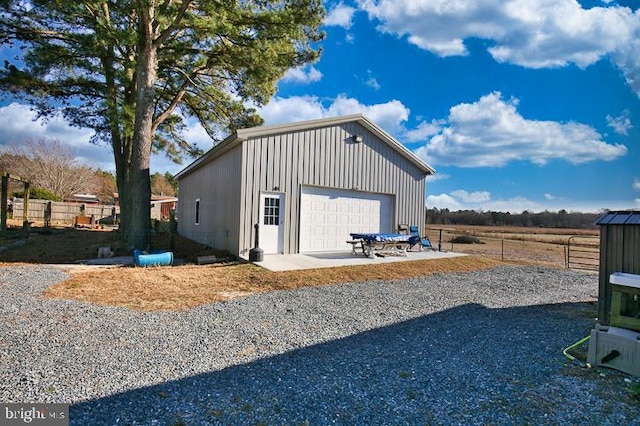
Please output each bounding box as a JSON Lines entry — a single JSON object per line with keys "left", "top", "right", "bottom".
{"left": 0, "top": 225, "right": 222, "bottom": 264}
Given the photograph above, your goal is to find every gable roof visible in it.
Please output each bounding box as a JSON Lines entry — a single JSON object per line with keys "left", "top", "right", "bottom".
{"left": 175, "top": 114, "right": 435, "bottom": 179}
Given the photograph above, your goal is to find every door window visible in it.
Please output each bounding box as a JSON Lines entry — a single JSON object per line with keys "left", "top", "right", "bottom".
{"left": 263, "top": 196, "right": 280, "bottom": 225}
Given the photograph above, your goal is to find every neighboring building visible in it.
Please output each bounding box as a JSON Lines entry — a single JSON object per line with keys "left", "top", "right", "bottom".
{"left": 150, "top": 195, "right": 178, "bottom": 221}
{"left": 175, "top": 114, "right": 435, "bottom": 258}
{"left": 65, "top": 193, "right": 100, "bottom": 204}
{"left": 113, "top": 193, "right": 178, "bottom": 221}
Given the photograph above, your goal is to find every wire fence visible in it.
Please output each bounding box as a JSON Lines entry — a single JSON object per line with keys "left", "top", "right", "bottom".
{"left": 426, "top": 227, "right": 600, "bottom": 271}
{"left": 566, "top": 236, "right": 600, "bottom": 271}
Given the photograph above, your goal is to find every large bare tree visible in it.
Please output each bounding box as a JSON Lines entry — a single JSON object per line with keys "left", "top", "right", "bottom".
{"left": 0, "top": 138, "right": 99, "bottom": 199}
{"left": 0, "top": 0, "right": 324, "bottom": 249}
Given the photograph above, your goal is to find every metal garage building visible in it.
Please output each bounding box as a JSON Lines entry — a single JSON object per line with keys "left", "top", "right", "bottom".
{"left": 175, "top": 114, "right": 435, "bottom": 259}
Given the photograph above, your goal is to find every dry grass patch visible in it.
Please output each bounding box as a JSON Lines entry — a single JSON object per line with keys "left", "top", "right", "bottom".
{"left": 44, "top": 256, "right": 500, "bottom": 311}
{"left": 426, "top": 225, "right": 600, "bottom": 269}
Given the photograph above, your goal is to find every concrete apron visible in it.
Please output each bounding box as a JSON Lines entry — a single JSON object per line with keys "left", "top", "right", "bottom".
{"left": 257, "top": 250, "right": 467, "bottom": 272}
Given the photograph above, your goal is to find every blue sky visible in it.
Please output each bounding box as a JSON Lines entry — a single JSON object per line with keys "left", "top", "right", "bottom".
{"left": 0, "top": 0, "right": 638, "bottom": 212}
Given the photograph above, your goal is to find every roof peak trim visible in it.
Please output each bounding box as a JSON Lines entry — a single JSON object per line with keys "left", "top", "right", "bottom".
{"left": 175, "top": 114, "right": 435, "bottom": 179}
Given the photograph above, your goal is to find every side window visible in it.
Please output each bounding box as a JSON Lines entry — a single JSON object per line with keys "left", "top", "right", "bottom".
{"left": 263, "top": 196, "right": 280, "bottom": 225}
{"left": 195, "top": 198, "right": 200, "bottom": 225}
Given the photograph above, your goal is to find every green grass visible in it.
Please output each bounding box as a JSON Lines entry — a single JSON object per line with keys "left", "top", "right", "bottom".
{"left": 630, "top": 382, "right": 640, "bottom": 400}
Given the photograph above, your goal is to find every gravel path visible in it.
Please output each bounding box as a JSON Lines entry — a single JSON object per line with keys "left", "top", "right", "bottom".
{"left": 0, "top": 264, "right": 638, "bottom": 425}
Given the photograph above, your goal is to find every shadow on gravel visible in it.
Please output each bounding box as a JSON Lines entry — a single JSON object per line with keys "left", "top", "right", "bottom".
{"left": 70, "top": 301, "right": 636, "bottom": 425}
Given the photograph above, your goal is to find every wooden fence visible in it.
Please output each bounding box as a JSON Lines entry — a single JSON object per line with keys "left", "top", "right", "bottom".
{"left": 11, "top": 198, "right": 118, "bottom": 225}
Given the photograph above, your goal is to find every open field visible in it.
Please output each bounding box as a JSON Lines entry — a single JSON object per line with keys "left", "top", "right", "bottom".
{"left": 1, "top": 223, "right": 602, "bottom": 310}
{"left": 425, "top": 225, "right": 600, "bottom": 270}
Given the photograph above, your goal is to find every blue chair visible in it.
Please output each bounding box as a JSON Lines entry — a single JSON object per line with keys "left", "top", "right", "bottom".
{"left": 409, "top": 226, "right": 432, "bottom": 250}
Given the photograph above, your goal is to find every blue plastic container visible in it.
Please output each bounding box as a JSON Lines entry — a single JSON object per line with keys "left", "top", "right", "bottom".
{"left": 133, "top": 249, "right": 173, "bottom": 267}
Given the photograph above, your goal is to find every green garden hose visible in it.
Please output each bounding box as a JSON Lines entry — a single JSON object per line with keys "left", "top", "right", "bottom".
{"left": 563, "top": 335, "right": 591, "bottom": 367}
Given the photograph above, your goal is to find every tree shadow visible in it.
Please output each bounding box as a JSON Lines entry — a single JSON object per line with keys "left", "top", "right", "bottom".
{"left": 70, "top": 301, "right": 633, "bottom": 425}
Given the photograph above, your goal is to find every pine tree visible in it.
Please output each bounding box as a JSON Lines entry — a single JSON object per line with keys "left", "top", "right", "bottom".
{"left": 0, "top": 0, "right": 324, "bottom": 249}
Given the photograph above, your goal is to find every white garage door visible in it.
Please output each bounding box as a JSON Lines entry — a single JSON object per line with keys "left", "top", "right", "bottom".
{"left": 300, "top": 186, "right": 393, "bottom": 252}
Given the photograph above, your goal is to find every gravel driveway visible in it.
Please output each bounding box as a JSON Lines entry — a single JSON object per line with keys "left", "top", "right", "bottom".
{"left": 0, "top": 265, "right": 638, "bottom": 425}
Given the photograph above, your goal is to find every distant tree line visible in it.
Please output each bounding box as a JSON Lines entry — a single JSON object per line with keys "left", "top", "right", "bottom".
{"left": 426, "top": 208, "right": 603, "bottom": 229}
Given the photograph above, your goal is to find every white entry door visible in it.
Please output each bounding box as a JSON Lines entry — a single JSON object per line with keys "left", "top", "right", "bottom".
{"left": 260, "top": 193, "right": 284, "bottom": 254}
{"left": 299, "top": 186, "right": 393, "bottom": 252}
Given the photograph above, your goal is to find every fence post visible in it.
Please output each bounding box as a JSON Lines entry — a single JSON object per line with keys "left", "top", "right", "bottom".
{"left": 22, "top": 181, "right": 30, "bottom": 235}
{"left": 44, "top": 201, "right": 52, "bottom": 228}
{"left": 1, "top": 174, "right": 7, "bottom": 234}
{"left": 169, "top": 209, "right": 176, "bottom": 251}
{"left": 501, "top": 238, "right": 504, "bottom": 261}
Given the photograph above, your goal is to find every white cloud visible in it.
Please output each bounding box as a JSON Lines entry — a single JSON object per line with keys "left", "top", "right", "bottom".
{"left": 0, "top": 103, "right": 114, "bottom": 171}
{"left": 329, "top": 95, "right": 410, "bottom": 133}
{"left": 427, "top": 188, "right": 634, "bottom": 212}
{"left": 405, "top": 119, "right": 446, "bottom": 142}
{"left": 258, "top": 95, "right": 326, "bottom": 124}
{"left": 606, "top": 110, "right": 633, "bottom": 135}
{"left": 426, "top": 193, "right": 463, "bottom": 211}
{"left": 633, "top": 178, "right": 640, "bottom": 191}
{"left": 426, "top": 190, "right": 542, "bottom": 213}
{"left": 357, "top": 0, "right": 640, "bottom": 96}
{"left": 361, "top": 70, "right": 381, "bottom": 90}
{"left": 451, "top": 189, "right": 491, "bottom": 204}
{"left": 0, "top": 95, "right": 411, "bottom": 175}
{"left": 611, "top": 29, "right": 640, "bottom": 97}
{"left": 0, "top": 103, "right": 213, "bottom": 175}
{"left": 2, "top": 89, "right": 631, "bottom": 177}
{"left": 280, "top": 65, "right": 323, "bottom": 84}
{"left": 257, "top": 94, "right": 410, "bottom": 135}
{"left": 426, "top": 173, "right": 450, "bottom": 183}
{"left": 324, "top": 2, "right": 357, "bottom": 29}
{"left": 413, "top": 92, "right": 628, "bottom": 167}
{"left": 366, "top": 76, "right": 381, "bottom": 90}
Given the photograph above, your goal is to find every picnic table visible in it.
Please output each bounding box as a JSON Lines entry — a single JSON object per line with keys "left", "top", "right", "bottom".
{"left": 348, "top": 233, "right": 420, "bottom": 258}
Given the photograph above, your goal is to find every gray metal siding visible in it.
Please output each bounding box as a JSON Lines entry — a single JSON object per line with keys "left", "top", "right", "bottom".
{"left": 238, "top": 122, "right": 427, "bottom": 256}
{"left": 177, "top": 144, "right": 243, "bottom": 254}
{"left": 598, "top": 218, "right": 640, "bottom": 324}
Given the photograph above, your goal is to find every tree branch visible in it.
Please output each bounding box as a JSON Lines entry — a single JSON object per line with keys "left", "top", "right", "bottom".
{"left": 155, "top": 0, "right": 193, "bottom": 47}
{"left": 153, "top": 64, "right": 211, "bottom": 131}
